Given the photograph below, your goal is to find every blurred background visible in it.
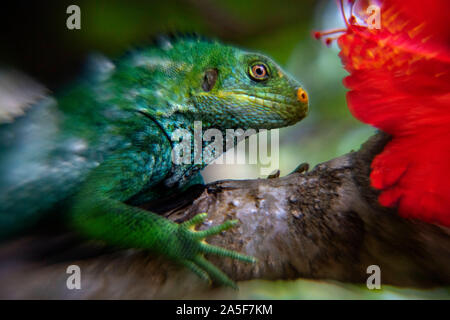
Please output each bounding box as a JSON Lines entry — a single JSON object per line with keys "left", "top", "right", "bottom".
{"left": 0, "top": 0, "right": 447, "bottom": 299}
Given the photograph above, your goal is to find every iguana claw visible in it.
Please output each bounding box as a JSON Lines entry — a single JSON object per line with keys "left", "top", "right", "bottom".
{"left": 176, "top": 213, "right": 256, "bottom": 289}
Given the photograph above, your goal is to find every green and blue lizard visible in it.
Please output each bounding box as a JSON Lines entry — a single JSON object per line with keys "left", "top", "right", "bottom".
{"left": 0, "top": 35, "right": 308, "bottom": 287}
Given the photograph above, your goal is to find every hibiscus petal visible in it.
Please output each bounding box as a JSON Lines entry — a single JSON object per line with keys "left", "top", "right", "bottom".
{"left": 337, "top": 0, "right": 450, "bottom": 227}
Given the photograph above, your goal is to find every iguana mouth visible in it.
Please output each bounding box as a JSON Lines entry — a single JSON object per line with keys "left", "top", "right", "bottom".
{"left": 220, "top": 91, "right": 308, "bottom": 124}
{"left": 217, "top": 91, "right": 298, "bottom": 109}
{"left": 195, "top": 90, "right": 297, "bottom": 108}
{"left": 193, "top": 89, "right": 307, "bottom": 127}
{"left": 229, "top": 93, "right": 296, "bottom": 109}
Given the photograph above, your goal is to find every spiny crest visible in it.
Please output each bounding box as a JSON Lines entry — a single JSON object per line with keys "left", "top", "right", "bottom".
{"left": 151, "top": 32, "right": 216, "bottom": 49}
{"left": 117, "top": 32, "right": 219, "bottom": 65}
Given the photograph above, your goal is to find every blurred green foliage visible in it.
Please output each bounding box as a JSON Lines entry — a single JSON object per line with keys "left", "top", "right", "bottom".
{"left": 238, "top": 278, "right": 450, "bottom": 300}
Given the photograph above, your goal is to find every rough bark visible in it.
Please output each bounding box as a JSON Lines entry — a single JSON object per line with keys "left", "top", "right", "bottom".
{"left": 0, "top": 133, "right": 448, "bottom": 299}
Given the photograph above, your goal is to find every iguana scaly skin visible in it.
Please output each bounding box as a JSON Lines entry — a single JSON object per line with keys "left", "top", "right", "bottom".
{"left": 0, "top": 36, "right": 309, "bottom": 287}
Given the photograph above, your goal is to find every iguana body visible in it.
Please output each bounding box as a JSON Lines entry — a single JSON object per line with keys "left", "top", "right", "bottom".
{"left": 0, "top": 36, "right": 308, "bottom": 287}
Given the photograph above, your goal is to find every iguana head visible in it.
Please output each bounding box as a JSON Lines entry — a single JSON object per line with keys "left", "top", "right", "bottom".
{"left": 117, "top": 35, "right": 309, "bottom": 130}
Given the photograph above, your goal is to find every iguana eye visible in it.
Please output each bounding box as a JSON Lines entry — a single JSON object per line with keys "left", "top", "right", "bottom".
{"left": 249, "top": 63, "right": 269, "bottom": 81}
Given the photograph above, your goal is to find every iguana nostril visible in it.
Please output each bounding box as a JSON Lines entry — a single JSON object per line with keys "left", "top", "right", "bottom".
{"left": 297, "top": 88, "right": 308, "bottom": 104}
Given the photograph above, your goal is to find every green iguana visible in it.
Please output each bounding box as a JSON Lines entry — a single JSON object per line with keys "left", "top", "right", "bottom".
{"left": 0, "top": 35, "right": 309, "bottom": 287}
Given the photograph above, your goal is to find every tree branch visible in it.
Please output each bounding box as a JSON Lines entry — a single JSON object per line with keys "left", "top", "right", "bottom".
{"left": 0, "top": 133, "right": 448, "bottom": 299}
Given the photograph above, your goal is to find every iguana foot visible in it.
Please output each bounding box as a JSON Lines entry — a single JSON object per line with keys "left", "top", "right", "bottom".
{"left": 290, "top": 162, "right": 309, "bottom": 175}
{"left": 267, "top": 169, "right": 281, "bottom": 179}
{"left": 174, "top": 213, "right": 255, "bottom": 289}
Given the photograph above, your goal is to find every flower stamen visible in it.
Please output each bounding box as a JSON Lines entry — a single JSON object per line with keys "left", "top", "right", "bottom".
{"left": 340, "top": 0, "right": 350, "bottom": 27}
{"left": 313, "top": 0, "right": 359, "bottom": 45}
{"left": 313, "top": 28, "right": 347, "bottom": 40}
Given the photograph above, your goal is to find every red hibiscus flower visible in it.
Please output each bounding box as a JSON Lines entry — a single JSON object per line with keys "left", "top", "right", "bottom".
{"left": 317, "top": 0, "right": 450, "bottom": 227}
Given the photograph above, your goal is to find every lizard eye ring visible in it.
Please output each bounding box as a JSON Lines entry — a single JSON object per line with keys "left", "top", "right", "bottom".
{"left": 249, "top": 63, "right": 269, "bottom": 81}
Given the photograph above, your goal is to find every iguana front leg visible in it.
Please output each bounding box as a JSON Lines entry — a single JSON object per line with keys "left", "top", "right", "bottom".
{"left": 69, "top": 150, "right": 254, "bottom": 288}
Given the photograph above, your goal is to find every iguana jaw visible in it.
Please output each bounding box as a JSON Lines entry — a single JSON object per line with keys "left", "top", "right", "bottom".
{"left": 191, "top": 89, "right": 309, "bottom": 129}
